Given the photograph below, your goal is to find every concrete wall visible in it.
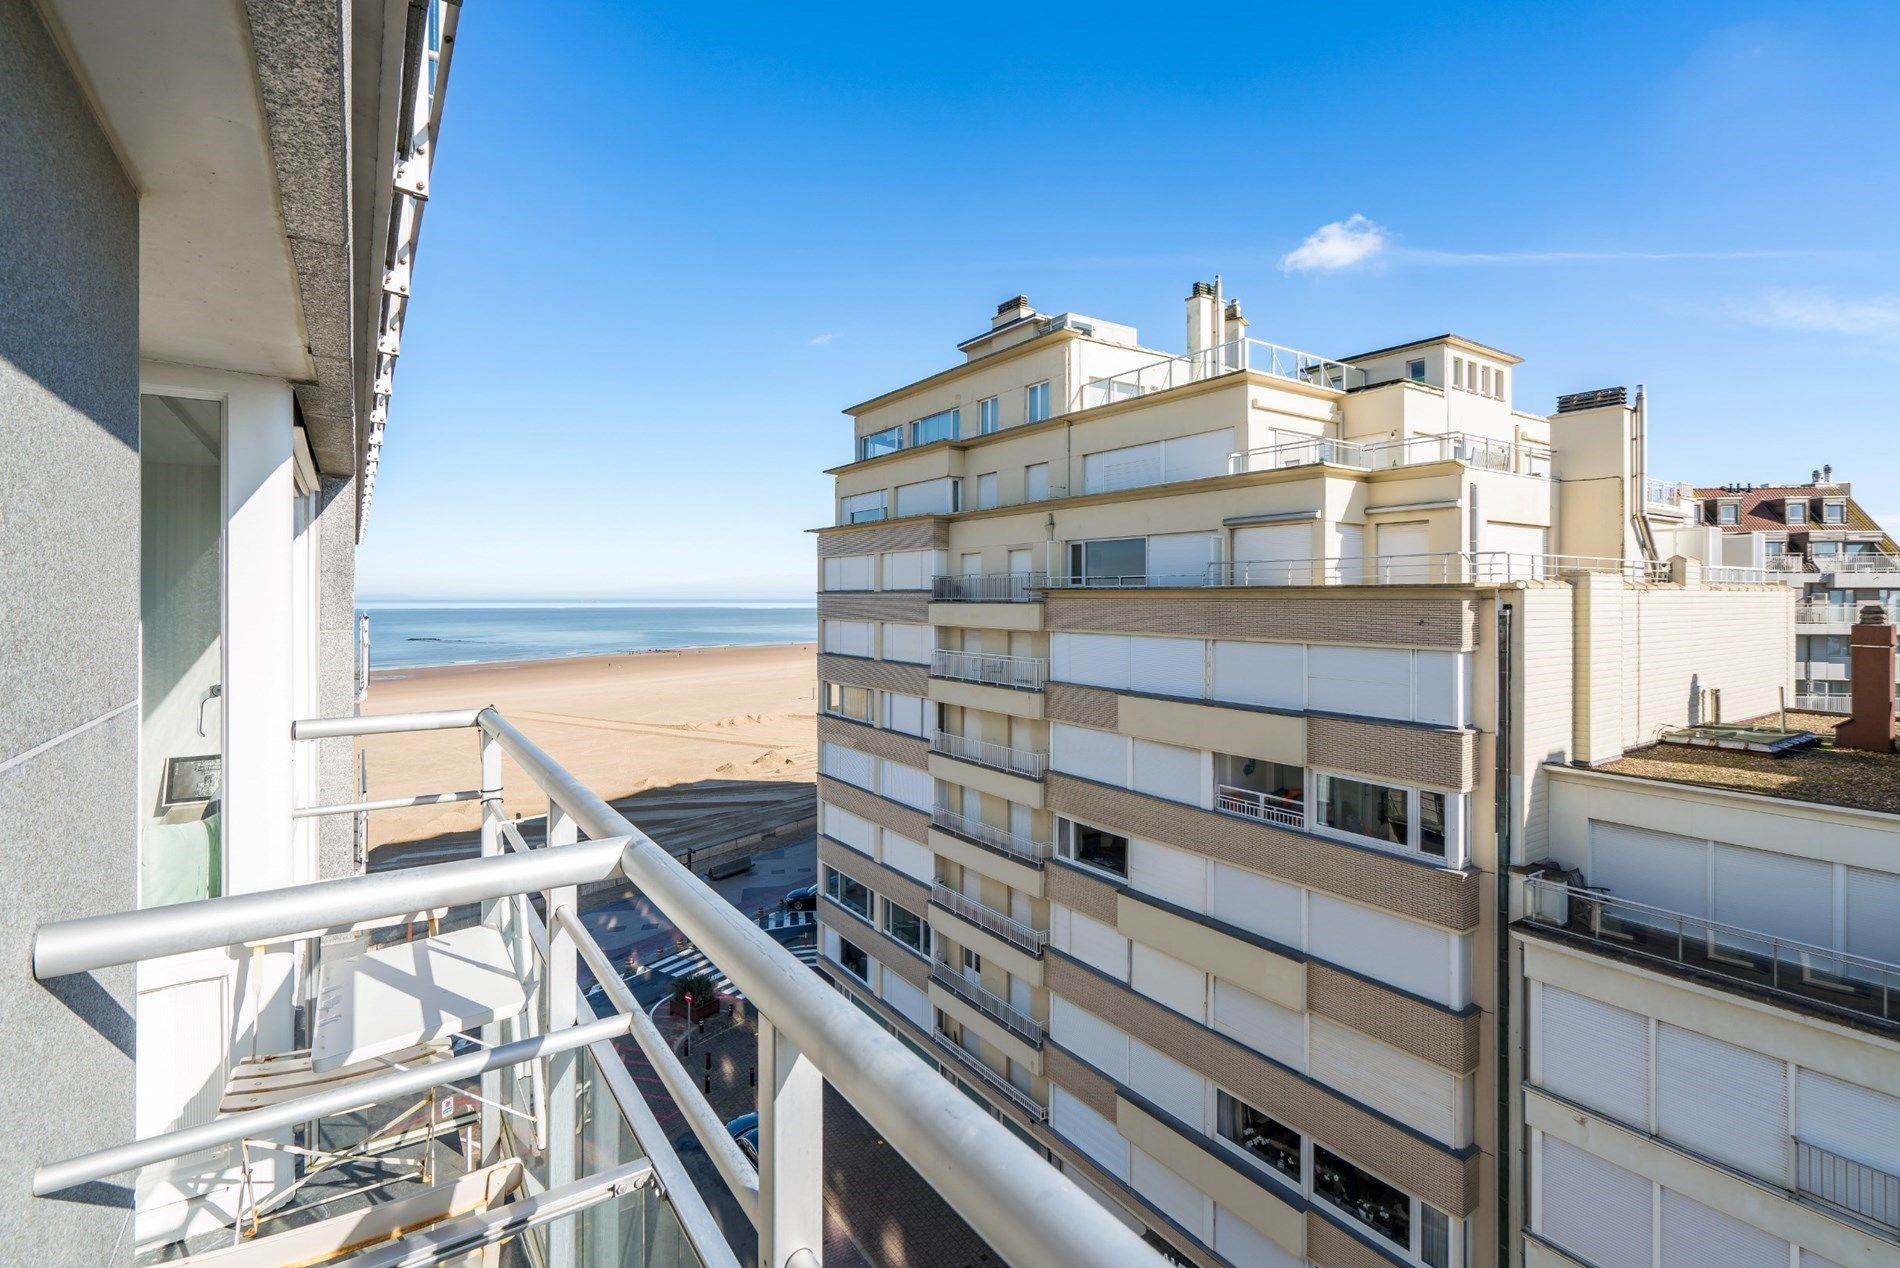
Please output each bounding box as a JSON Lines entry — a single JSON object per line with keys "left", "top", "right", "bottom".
{"left": 0, "top": 3, "right": 140, "bottom": 1259}
{"left": 314, "top": 474, "right": 359, "bottom": 877}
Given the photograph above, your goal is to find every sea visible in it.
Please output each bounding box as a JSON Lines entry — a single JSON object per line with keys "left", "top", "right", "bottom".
{"left": 359, "top": 601, "right": 817, "bottom": 671}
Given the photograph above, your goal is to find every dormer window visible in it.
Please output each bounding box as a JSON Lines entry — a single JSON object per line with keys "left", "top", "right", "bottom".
{"left": 1824, "top": 500, "right": 1847, "bottom": 524}
{"left": 1786, "top": 501, "right": 1808, "bottom": 524}
{"left": 1718, "top": 501, "right": 1740, "bottom": 525}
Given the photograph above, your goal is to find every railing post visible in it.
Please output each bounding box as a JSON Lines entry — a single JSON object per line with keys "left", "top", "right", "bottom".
{"left": 479, "top": 731, "right": 505, "bottom": 1161}
{"left": 757, "top": 1015, "right": 824, "bottom": 1268}
{"left": 544, "top": 801, "right": 581, "bottom": 1262}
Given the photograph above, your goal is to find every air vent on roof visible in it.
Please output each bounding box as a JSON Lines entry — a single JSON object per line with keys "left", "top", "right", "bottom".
{"left": 996, "top": 295, "right": 1029, "bottom": 316}
{"left": 1555, "top": 387, "right": 1627, "bottom": 413}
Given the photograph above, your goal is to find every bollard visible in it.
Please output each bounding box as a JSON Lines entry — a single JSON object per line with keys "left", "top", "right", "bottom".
{"left": 704, "top": 1073, "right": 712, "bottom": 1093}
{"left": 749, "top": 1066, "right": 756, "bottom": 1089}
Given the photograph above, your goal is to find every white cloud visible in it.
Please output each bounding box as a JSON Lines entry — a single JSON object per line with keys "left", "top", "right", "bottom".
{"left": 1278, "top": 214, "right": 1387, "bottom": 273}
{"left": 805, "top": 332, "right": 836, "bottom": 346}
{"left": 1731, "top": 292, "right": 1900, "bottom": 341}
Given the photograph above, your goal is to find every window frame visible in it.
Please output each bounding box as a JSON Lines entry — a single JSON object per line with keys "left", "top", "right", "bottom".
{"left": 1786, "top": 500, "right": 1808, "bottom": 524}
{"left": 858, "top": 426, "right": 902, "bottom": 461}
{"left": 908, "top": 407, "right": 960, "bottom": 448}
{"left": 1717, "top": 501, "right": 1740, "bottom": 525}
{"left": 883, "top": 900, "right": 930, "bottom": 955}
{"left": 1067, "top": 536, "right": 1148, "bottom": 587}
{"left": 1026, "top": 380, "right": 1051, "bottom": 423}
{"left": 836, "top": 936, "right": 870, "bottom": 983}
{"left": 979, "top": 396, "right": 1000, "bottom": 434}
{"left": 1312, "top": 770, "right": 1465, "bottom": 866}
{"left": 825, "top": 867, "right": 873, "bottom": 920}
{"left": 1406, "top": 359, "right": 1426, "bottom": 383}
{"left": 1824, "top": 500, "right": 1848, "bottom": 524}
{"left": 1055, "top": 816, "right": 1130, "bottom": 879}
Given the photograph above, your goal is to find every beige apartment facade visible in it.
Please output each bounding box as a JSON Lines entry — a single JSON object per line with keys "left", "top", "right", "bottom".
{"left": 812, "top": 287, "right": 1795, "bottom": 1268}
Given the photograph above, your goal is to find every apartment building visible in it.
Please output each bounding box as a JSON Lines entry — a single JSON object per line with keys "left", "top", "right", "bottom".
{"left": 1512, "top": 630, "right": 1900, "bottom": 1268}
{"left": 1667, "top": 475, "right": 1899, "bottom": 712}
{"left": 812, "top": 286, "right": 1795, "bottom": 1267}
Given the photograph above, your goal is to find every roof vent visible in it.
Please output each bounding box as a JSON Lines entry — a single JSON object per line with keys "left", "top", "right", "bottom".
{"left": 996, "top": 295, "right": 1029, "bottom": 316}
{"left": 1190, "top": 280, "right": 1216, "bottom": 299}
{"left": 1555, "top": 386, "right": 1627, "bottom": 413}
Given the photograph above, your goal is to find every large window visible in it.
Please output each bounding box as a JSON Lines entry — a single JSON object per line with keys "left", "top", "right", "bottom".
{"left": 1406, "top": 358, "right": 1426, "bottom": 382}
{"left": 1058, "top": 817, "right": 1128, "bottom": 878}
{"left": 909, "top": 408, "right": 960, "bottom": 447}
{"left": 885, "top": 901, "right": 930, "bottom": 954}
{"left": 979, "top": 396, "right": 1000, "bottom": 434}
{"left": 837, "top": 937, "right": 870, "bottom": 982}
{"left": 1068, "top": 537, "right": 1146, "bottom": 586}
{"left": 823, "top": 682, "right": 873, "bottom": 723}
{"left": 1316, "top": 774, "right": 1461, "bottom": 864}
{"left": 1314, "top": 1145, "right": 1412, "bottom": 1255}
{"left": 859, "top": 426, "right": 902, "bottom": 461}
{"left": 1217, "top": 1091, "right": 1301, "bottom": 1186}
{"left": 1026, "top": 380, "right": 1051, "bottom": 422}
{"left": 826, "top": 868, "right": 872, "bottom": 919}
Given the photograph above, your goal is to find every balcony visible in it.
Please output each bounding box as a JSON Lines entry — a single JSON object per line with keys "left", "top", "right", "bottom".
{"left": 1046, "top": 551, "right": 1667, "bottom": 590}
{"left": 1799, "top": 602, "right": 1894, "bottom": 625}
{"left": 931, "top": 730, "right": 1048, "bottom": 780}
{"left": 1644, "top": 477, "right": 1692, "bottom": 507}
{"left": 930, "top": 805, "right": 1052, "bottom": 865}
{"left": 931, "top": 883, "right": 1048, "bottom": 956}
{"left": 1215, "top": 783, "right": 1305, "bottom": 830}
{"left": 1081, "top": 337, "right": 1364, "bottom": 408}
{"left": 1797, "top": 1138, "right": 1900, "bottom": 1235}
{"left": 931, "top": 649, "right": 1048, "bottom": 691}
{"left": 932, "top": 570, "right": 1048, "bottom": 602}
{"left": 1229, "top": 432, "right": 1553, "bottom": 479}
{"left": 29, "top": 709, "right": 1161, "bottom": 1267}
{"left": 930, "top": 963, "right": 1046, "bottom": 1048}
{"left": 1519, "top": 875, "right": 1899, "bottom": 1032}
{"left": 932, "top": 1031, "right": 1047, "bottom": 1121}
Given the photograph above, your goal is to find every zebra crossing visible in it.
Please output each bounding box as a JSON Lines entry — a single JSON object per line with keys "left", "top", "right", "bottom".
{"left": 637, "top": 935, "right": 821, "bottom": 1000}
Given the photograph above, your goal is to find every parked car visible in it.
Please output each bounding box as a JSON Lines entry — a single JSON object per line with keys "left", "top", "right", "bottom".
{"left": 783, "top": 884, "right": 818, "bottom": 912}
{"left": 735, "top": 1125, "right": 759, "bottom": 1165}
{"left": 724, "top": 1111, "right": 758, "bottom": 1138}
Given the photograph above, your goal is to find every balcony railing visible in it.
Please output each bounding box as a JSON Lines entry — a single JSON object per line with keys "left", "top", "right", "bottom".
{"left": 1520, "top": 875, "right": 1899, "bottom": 1029}
{"left": 1797, "top": 602, "right": 1894, "bottom": 624}
{"left": 931, "top": 883, "right": 1047, "bottom": 955}
{"left": 1048, "top": 552, "right": 1668, "bottom": 590}
{"left": 930, "top": 805, "right": 1051, "bottom": 865}
{"left": 1826, "top": 554, "right": 1900, "bottom": 575}
{"left": 931, "top": 730, "right": 1048, "bottom": 780}
{"left": 1082, "top": 337, "right": 1364, "bottom": 408}
{"left": 1793, "top": 693, "right": 1851, "bottom": 714}
{"left": 1797, "top": 1138, "right": 1900, "bottom": 1234}
{"left": 1214, "top": 784, "right": 1305, "bottom": 830}
{"left": 932, "top": 649, "right": 1048, "bottom": 691}
{"left": 1644, "top": 478, "right": 1692, "bottom": 506}
{"left": 1228, "top": 432, "right": 1552, "bottom": 479}
{"left": 930, "top": 963, "right": 1046, "bottom": 1048}
{"left": 932, "top": 570, "right": 1048, "bottom": 602}
{"left": 932, "top": 1031, "right": 1048, "bottom": 1121}
{"left": 28, "top": 708, "right": 1162, "bottom": 1268}
{"left": 1701, "top": 564, "right": 1772, "bottom": 583}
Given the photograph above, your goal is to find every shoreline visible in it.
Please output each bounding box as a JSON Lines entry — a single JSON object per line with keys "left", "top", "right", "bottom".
{"left": 371, "top": 639, "right": 819, "bottom": 681}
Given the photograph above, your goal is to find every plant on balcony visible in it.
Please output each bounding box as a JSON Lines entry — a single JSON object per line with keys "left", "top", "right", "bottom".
{"left": 669, "top": 969, "right": 721, "bottom": 1021}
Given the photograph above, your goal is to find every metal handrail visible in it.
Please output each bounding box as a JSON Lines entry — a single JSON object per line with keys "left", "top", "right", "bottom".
{"left": 1081, "top": 337, "right": 1363, "bottom": 408}
{"left": 1797, "top": 602, "right": 1893, "bottom": 624}
{"left": 931, "top": 1030, "right": 1048, "bottom": 1121}
{"left": 1049, "top": 551, "right": 1668, "bottom": 590}
{"left": 1796, "top": 1138, "right": 1900, "bottom": 1232}
{"left": 931, "top": 883, "right": 1047, "bottom": 954}
{"left": 930, "top": 805, "right": 1051, "bottom": 864}
{"left": 1228, "top": 432, "right": 1552, "bottom": 479}
{"left": 932, "top": 571, "right": 1048, "bottom": 602}
{"left": 931, "top": 729, "right": 1048, "bottom": 779}
{"left": 1214, "top": 784, "right": 1304, "bottom": 829}
{"left": 930, "top": 962, "right": 1046, "bottom": 1047}
{"left": 931, "top": 649, "right": 1048, "bottom": 691}
{"left": 1522, "top": 876, "right": 1897, "bottom": 1023}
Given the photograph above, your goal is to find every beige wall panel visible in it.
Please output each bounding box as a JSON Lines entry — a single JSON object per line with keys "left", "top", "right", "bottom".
{"left": 928, "top": 676, "right": 1045, "bottom": 720}
{"left": 1307, "top": 963, "right": 1481, "bottom": 1075}
{"left": 818, "top": 777, "right": 931, "bottom": 842}
{"left": 1045, "top": 683, "right": 1120, "bottom": 729}
{"left": 1045, "top": 592, "right": 1479, "bottom": 650}
{"left": 817, "top": 654, "right": 929, "bottom": 697}
{"left": 1116, "top": 893, "right": 1306, "bottom": 1012}
{"left": 1307, "top": 716, "right": 1475, "bottom": 790}
{"left": 1046, "top": 859, "right": 1119, "bottom": 923}
{"left": 928, "top": 752, "right": 1046, "bottom": 808}
{"left": 817, "top": 714, "right": 930, "bottom": 767}
{"left": 930, "top": 600, "right": 1046, "bottom": 631}
{"left": 819, "top": 591, "right": 930, "bottom": 621}
{"left": 1121, "top": 695, "right": 1306, "bottom": 767}
{"left": 816, "top": 517, "right": 948, "bottom": 556}
{"left": 927, "top": 827, "right": 1046, "bottom": 894}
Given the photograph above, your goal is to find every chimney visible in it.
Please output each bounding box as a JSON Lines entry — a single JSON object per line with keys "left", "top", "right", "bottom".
{"left": 1824, "top": 462, "right": 1834, "bottom": 484}
{"left": 1837, "top": 604, "right": 1898, "bottom": 753}
{"left": 1186, "top": 280, "right": 1220, "bottom": 356}
{"left": 993, "top": 295, "right": 1034, "bottom": 329}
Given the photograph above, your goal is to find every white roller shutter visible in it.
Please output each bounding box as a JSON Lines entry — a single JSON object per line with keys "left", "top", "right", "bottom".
{"left": 1126, "top": 635, "right": 1204, "bottom": 698}
{"left": 880, "top": 973, "right": 931, "bottom": 1031}
{"left": 823, "top": 620, "right": 874, "bottom": 657}
{"left": 1215, "top": 1205, "right": 1300, "bottom": 1268}
{"left": 1129, "top": 839, "right": 1207, "bottom": 913}
{"left": 896, "top": 477, "right": 956, "bottom": 517}
{"left": 877, "top": 759, "right": 932, "bottom": 810}
{"left": 1025, "top": 463, "right": 1050, "bottom": 501}
{"left": 1538, "top": 1137, "right": 1653, "bottom": 1268}
{"left": 881, "top": 550, "right": 930, "bottom": 590}
{"left": 1052, "top": 1088, "right": 1127, "bottom": 1181}
{"left": 1131, "top": 738, "right": 1200, "bottom": 805}
{"left": 1128, "top": 1039, "right": 1205, "bottom": 1128}
{"left": 1334, "top": 523, "right": 1366, "bottom": 584}
{"left": 1801, "top": 1253, "right": 1847, "bottom": 1268}
{"left": 1415, "top": 651, "right": 1469, "bottom": 727}
{"left": 1538, "top": 985, "right": 1651, "bottom": 1128}
{"left": 1162, "top": 428, "right": 1235, "bottom": 483}
{"left": 1482, "top": 522, "right": 1549, "bottom": 579}
{"left": 975, "top": 473, "right": 998, "bottom": 509}
{"left": 1845, "top": 866, "right": 1900, "bottom": 964}
{"left": 1307, "top": 645, "right": 1412, "bottom": 720}
{"left": 819, "top": 742, "right": 875, "bottom": 790}
{"left": 1660, "top": 1188, "right": 1790, "bottom": 1268}
{"left": 1310, "top": 1016, "right": 1465, "bottom": 1147}
{"left": 879, "top": 832, "right": 934, "bottom": 884}
{"left": 1210, "top": 639, "right": 1304, "bottom": 709}
{"left": 1796, "top": 1068, "right": 1900, "bottom": 1177}
{"left": 1130, "top": 1148, "right": 1206, "bottom": 1237}
{"left": 1231, "top": 523, "right": 1312, "bottom": 585}
{"left": 883, "top": 693, "right": 926, "bottom": 737}
{"left": 1210, "top": 978, "right": 1305, "bottom": 1070}
{"left": 1131, "top": 943, "right": 1204, "bottom": 1021}
{"left": 1051, "top": 723, "right": 1128, "bottom": 786}
{"left": 882, "top": 622, "right": 931, "bottom": 665}
{"left": 1209, "top": 863, "right": 1303, "bottom": 947}
{"left": 1586, "top": 821, "right": 1708, "bottom": 918}
{"left": 1147, "top": 532, "right": 1217, "bottom": 587}
{"left": 1068, "top": 911, "right": 1130, "bottom": 980}
{"left": 1050, "top": 996, "right": 1130, "bottom": 1081}
{"left": 1713, "top": 843, "right": 1835, "bottom": 949}
{"left": 1657, "top": 1023, "right": 1789, "bottom": 1181}
{"left": 822, "top": 804, "right": 876, "bottom": 855}
{"left": 1084, "top": 440, "right": 1163, "bottom": 493}
{"left": 1375, "top": 521, "right": 1433, "bottom": 581}
{"left": 824, "top": 554, "right": 873, "bottom": 590}
{"left": 1309, "top": 892, "right": 1456, "bottom": 1005}
{"left": 1052, "top": 632, "right": 1131, "bottom": 689}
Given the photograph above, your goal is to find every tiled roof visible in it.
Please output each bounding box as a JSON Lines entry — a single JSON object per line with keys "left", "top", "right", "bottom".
{"left": 1692, "top": 483, "right": 1894, "bottom": 545}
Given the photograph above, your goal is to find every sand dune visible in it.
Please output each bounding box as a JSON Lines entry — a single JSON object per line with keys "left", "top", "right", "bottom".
{"left": 356, "top": 642, "right": 818, "bottom": 846}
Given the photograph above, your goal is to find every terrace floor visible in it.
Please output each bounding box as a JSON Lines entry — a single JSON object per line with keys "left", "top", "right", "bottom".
{"left": 1594, "top": 711, "right": 1900, "bottom": 814}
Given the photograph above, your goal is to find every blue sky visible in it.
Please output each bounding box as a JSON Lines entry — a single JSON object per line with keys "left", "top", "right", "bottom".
{"left": 358, "top": 2, "right": 1900, "bottom": 601}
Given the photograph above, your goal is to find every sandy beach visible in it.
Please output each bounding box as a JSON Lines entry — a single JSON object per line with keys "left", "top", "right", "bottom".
{"left": 357, "top": 642, "right": 817, "bottom": 847}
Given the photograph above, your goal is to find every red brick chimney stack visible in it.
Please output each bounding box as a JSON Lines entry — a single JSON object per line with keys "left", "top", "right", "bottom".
{"left": 1837, "top": 604, "right": 1898, "bottom": 753}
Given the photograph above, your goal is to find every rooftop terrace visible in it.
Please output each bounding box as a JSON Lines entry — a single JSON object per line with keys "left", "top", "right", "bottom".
{"left": 1595, "top": 712, "right": 1900, "bottom": 815}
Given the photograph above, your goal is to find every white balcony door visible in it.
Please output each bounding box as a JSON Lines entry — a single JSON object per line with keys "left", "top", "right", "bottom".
{"left": 1232, "top": 523, "right": 1311, "bottom": 584}
{"left": 1376, "top": 521, "right": 1432, "bottom": 582}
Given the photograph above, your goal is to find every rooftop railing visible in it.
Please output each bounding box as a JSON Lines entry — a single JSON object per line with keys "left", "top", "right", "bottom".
{"left": 1228, "top": 432, "right": 1552, "bottom": 479}
{"left": 931, "top": 883, "right": 1047, "bottom": 955}
{"left": 1644, "top": 477, "right": 1692, "bottom": 506}
{"left": 1046, "top": 552, "right": 1669, "bottom": 590}
{"left": 932, "top": 570, "right": 1048, "bottom": 602}
{"left": 1797, "top": 602, "right": 1894, "bottom": 624}
{"left": 930, "top": 962, "right": 1047, "bottom": 1048}
{"left": 930, "top": 805, "right": 1052, "bottom": 865}
{"left": 29, "top": 708, "right": 1162, "bottom": 1268}
{"left": 931, "top": 730, "right": 1048, "bottom": 780}
{"left": 931, "top": 648, "right": 1048, "bottom": 691}
{"left": 1082, "top": 337, "right": 1364, "bottom": 409}
{"left": 1520, "top": 875, "right": 1898, "bottom": 1030}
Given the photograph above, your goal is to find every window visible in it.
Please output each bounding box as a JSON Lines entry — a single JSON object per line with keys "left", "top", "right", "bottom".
{"left": 1493, "top": 369, "right": 1506, "bottom": 400}
{"left": 1419, "top": 1207, "right": 1450, "bottom": 1268}
{"left": 1406, "top": 359, "right": 1426, "bottom": 382}
{"left": 1314, "top": 1144, "right": 1411, "bottom": 1251}
{"left": 1217, "top": 1091, "right": 1301, "bottom": 1186}
{"left": 1024, "top": 462, "right": 1051, "bottom": 501}
{"left": 1787, "top": 500, "right": 1808, "bottom": 524}
{"left": 976, "top": 472, "right": 998, "bottom": 509}
{"left": 837, "top": 937, "right": 870, "bottom": 982}
{"left": 859, "top": 426, "right": 902, "bottom": 461}
{"left": 979, "top": 396, "right": 1000, "bottom": 434}
{"left": 1825, "top": 500, "right": 1847, "bottom": 523}
{"left": 825, "top": 868, "right": 872, "bottom": 920}
{"left": 1059, "top": 817, "right": 1129, "bottom": 878}
{"left": 1026, "top": 380, "right": 1051, "bottom": 422}
{"left": 909, "top": 408, "right": 959, "bottom": 447}
{"left": 1068, "top": 537, "right": 1147, "bottom": 586}
{"left": 1451, "top": 358, "right": 1464, "bottom": 389}
{"left": 1479, "top": 365, "right": 1491, "bottom": 396}
{"left": 1764, "top": 539, "right": 1785, "bottom": 558}
{"left": 1718, "top": 502, "right": 1739, "bottom": 525}
{"left": 961, "top": 946, "right": 982, "bottom": 975}
{"left": 1316, "top": 774, "right": 1461, "bottom": 863}
{"left": 822, "top": 682, "right": 872, "bottom": 723}
{"left": 1418, "top": 790, "right": 1448, "bottom": 858}
{"left": 885, "top": 901, "right": 929, "bottom": 954}
{"left": 840, "top": 490, "right": 887, "bottom": 524}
